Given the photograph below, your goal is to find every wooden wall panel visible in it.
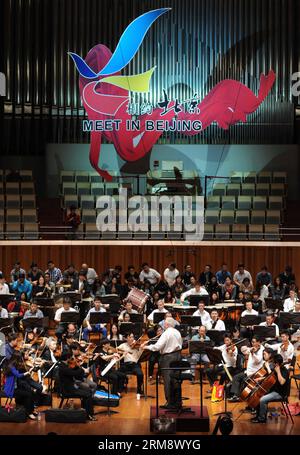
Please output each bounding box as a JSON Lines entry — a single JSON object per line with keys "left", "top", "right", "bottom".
{"left": 0, "top": 245, "right": 300, "bottom": 283}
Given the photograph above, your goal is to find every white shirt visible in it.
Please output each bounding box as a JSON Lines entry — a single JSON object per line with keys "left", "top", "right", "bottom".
{"left": 207, "top": 319, "right": 226, "bottom": 331}
{"left": 118, "top": 342, "right": 142, "bottom": 363}
{"left": 245, "top": 345, "right": 264, "bottom": 376}
{"left": 54, "top": 307, "right": 77, "bottom": 322}
{"left": 259, "top": 321, "right": 279, "bottom": 337}
{"left": 216, "top": 344, "right": 237, "bottom": 368}
{"left": 233, "top": 269, "right": 253, "bottom": 285}
{"left": 139, "top": 268, "right": 161, "bottom": 285}
{"left": 0, "top": 283, "right": 10, "bottom": 295}
{"left": 146, "top": 326, "right": 182, "bottom": 355}
{"left": 86, "top": 267, "right": 98, "bottom": 285}
{"left": 268, "top": 341, "right": 294, "bottom": 369}
{"left": 284, "top": 298, "right": 298, "bottom": 312}
{"left": 192, "top": 309, "right": 211, "bottom": 328}
{"left": 0, "top": 308, "right": 8, "bottom": 318}
{"left": 85, "top": 307, "right": 106, "bottom": 328}
{"left": 181, "top": 287, "right": 208, "bottom": 302}
{"left": 163, "top": 268, "right": 180, "bottom": 287}
{"left": 147, "top": 308, "right": 168, "bottom": 322}
{"left": 241, "top": 309, "right": 258, "bottom": 317}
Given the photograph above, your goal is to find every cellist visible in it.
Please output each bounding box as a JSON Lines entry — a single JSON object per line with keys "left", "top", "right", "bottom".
{"left": 228, "top": 335, "right": 264, "bottom": 402}
{"left": 251, "top": 353, "right": 289, "bottom": 423}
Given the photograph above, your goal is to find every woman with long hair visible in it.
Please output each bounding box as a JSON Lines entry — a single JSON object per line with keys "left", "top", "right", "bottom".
{"left": 3, "top": 353, "right": 37, "bottom": 420}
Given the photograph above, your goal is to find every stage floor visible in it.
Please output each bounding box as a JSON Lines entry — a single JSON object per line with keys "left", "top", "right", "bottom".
{"left": 0, "top": 374, "right": 299, "bottom": 436}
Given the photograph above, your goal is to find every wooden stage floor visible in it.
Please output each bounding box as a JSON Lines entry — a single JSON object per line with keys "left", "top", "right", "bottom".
{"left": 0, "top": 374, "right": 299, "bottom": 436}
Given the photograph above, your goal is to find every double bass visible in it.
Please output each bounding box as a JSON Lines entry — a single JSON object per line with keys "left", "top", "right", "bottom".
{"left": 240, "top": 363, "right": 276, "bottom": 408}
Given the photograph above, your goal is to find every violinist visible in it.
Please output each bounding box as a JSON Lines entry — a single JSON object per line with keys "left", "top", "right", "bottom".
{"left": 205, "top": 333, "right": 238, "bottom": 389}
{"left": 94, "top": 339, "right": 127, "bottom": 395}
{"left": 58, "top": 351, "right": 96, "bottom": 421}
{"left": 229, "top": 335, "right": 264, "bottom": 402}
{"left": 68, "top": 342, "right": 97, "bottom": 394}
{"left": 265, "top": 331, "right": 294, "bottom": 369}
{"left": 40, "top": 337, "right": 61, "bottom": 382}
{"left": 251, "top": 353, "right": 289, "bottom": 423}
{"left": 3, "top": 353, "right": 37, "bottom": 420}
{"left": 119, "top": 332, "right": 144, "bottom": 399}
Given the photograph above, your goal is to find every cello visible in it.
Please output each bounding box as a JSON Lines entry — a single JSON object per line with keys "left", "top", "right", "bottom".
{"left": 240, "top": 363, "right": 276, "bottom": 408}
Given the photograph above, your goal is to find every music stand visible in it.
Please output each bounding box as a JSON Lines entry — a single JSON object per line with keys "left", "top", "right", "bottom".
{"left": 240, "top": 315, "right": 261, "bottom": 327}
{"left": 137, "top": 349, "right": 154, "bottom": 400}
{"left": 64, "top": 292, "right": 82, "bottom": 304}
{"left": 189, "top": 340, "right": 213, "bottom": 417}
{"left": 180, "top": 315, "right": 202, "bottom": 327}
{"left": 60, "top": 312, "right": 80, "bottom": 324}
{"left": 206, "top": 330, "right": 226, "bottom": 346}
{"left": 33, "top": 297, "right": 54, "bottom": 307}
{"left": 279, "top": 312, "right": 300, "bottom": 328}
{"left": 89, "top": 312, "right": 111, "bottom": 325}
{"left": 266, "top": 299, "right": 283, "bottom": 312}
{"left": 253, "top": 325, "right": 276, "bottom": 339}
{"left": 0, "top": 294, "right": 15, "bottom": 308}
{"left": 119, "top": 322, "right": 143, "bottom": 337}
{"left": 189, "top": 295, "right": 209, "bottom": 306}
{"left": 96, "top": 358, "right": 119, "bottom": 416}
{"left": 204, "top": 347, "right": 233, "bottom": 417}
{"left": 153, "top": 313, "right": 166, "bottom": 324}
{"left": 0, "top": 317, "right": 14, "bottom": 333}
{"left": 22, "top": 317, "right": 43, "bottom": 331}
{"left": 175, "top": 324, "right": 189, "bottom": 338}
{"left": 129, "top": 313, "right": 144, "bottom": 324}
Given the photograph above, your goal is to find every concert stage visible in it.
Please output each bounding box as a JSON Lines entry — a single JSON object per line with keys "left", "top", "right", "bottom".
{"left": 150, "top": 405, "right": 210, "bottom": 432}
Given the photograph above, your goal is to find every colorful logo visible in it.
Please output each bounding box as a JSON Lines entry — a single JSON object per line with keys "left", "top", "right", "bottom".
{"left": 70, "top": 8, "right": 275, "bottom": 181}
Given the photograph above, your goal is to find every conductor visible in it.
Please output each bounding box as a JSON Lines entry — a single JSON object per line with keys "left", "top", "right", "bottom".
{"left": 141, "top": 317, "right": 182, "bottom": 409}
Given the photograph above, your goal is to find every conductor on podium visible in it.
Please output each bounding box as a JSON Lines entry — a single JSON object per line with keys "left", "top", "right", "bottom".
{"left": 141, "top": 317, "right": 182, "bottom": 409}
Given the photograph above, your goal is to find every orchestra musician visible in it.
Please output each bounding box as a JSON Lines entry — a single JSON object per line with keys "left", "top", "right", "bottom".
{"left": 82, "top": 297, "right": 107, "bottom": 341}
{"left": 192, "top": 301, "right": 211, "bottom": 329}
{"left": 283, "top": 289, "right": 299, "bottom": 312}
{"left": 180, "top": 282, "right": 208, "bottom": 303}
{"left": 265, "top": 331, "right": 294, "bottom": 369}
{"left": 251, "top": 353, "right": 289, "bottom": 423}
{"left": 189, "top": 326, "right": 211, "bottom": 381}
{"left": 147, "top": 301, "right": 168, "bottom": 326}
{"left": 54, "top": 297, "right": 78, "bottom": 342}
{"left": 228, "top": 335, "right": 264, "bottom": 402}
{"left": 207, "top": 308, "right": 226, "bottom": 331}
{"left": 58, "top": 352, "right": 96, "bottom": 420}
{"left": 205, "top": 333, "right": 238, "bottom": 389}
{"left": 118, "top": 333, "right": 144, "bottom": 399}
{"left": 93, "top": 339, "right": 127, "bottom": 395}
{"left": 68, "top": 342, "right": 97, "bottom": 394}
{"left": 141, "top": 317, "right": 182, "bottom": 410}
{"left": 118, "top": 301, "right": 138, "bottom": 322}
{"left": 159, "top": 312, "right": 179, "bottom": 331}
{"left": 3, "top": 353, "right": 38, "bottom": 420}
{"left": 259, "top": 312, "right": 279, "bottom": 337}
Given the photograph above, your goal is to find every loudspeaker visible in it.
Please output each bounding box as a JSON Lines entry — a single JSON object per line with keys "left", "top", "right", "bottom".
{"left": 45, "top": 408, "right": 87, "bottom": 423}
